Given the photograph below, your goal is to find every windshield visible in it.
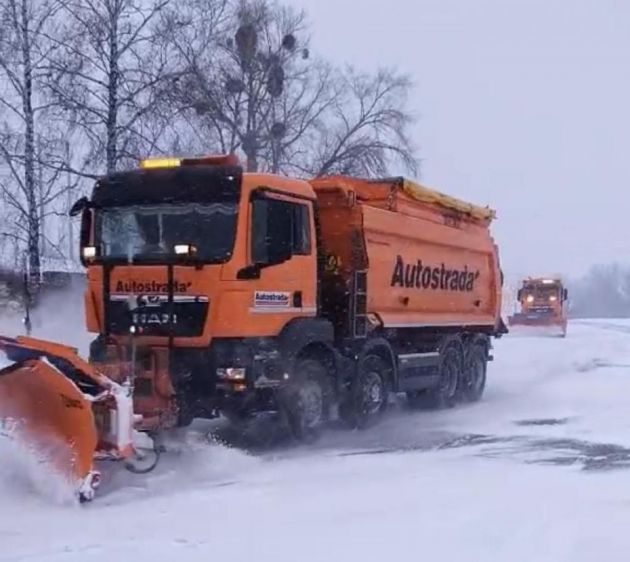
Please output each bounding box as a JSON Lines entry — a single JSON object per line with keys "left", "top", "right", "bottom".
{"left": 523, "top": 284, "right": 560, "bottom": 301}
{"left": 95, "top": 203, "right": 238, "bottom": 262}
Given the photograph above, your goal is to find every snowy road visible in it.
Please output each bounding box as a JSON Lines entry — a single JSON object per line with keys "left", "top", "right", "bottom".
{"left": 4, "top": 320, "right": 630, "bottom": 561}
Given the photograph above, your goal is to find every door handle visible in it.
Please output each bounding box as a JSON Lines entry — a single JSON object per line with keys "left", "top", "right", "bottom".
{"left": 293, "top": 291, "right": 303, "bottom": 308}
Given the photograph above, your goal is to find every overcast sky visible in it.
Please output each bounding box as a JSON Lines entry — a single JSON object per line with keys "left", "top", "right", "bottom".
{"left": 287, "top": 0, "right": 630, "bottom": 280}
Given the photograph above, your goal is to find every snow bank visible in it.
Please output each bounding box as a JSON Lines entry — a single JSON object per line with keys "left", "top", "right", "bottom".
{"left": 3, "top": 322, "right": 630, "bottom": 561}
{"left": 0, "top": 430, "right": 79, "bottom": 507}
{"left": 3, "top": 449, "right": 630, "bottom": 562}
{"left": 97, "top": 426, "right": 261, "bottom": 506}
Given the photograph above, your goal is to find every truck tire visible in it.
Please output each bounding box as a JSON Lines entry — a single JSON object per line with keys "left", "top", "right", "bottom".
{"left": 459, "top": 345, "right": 487, "bottom": 403}
{"left": 280, "top": 358, "right": 327, "bottom": 443}
{"left": 341, "top": 354, "right": 389, "bottom": 429}
{"left": 407, "top": 343, "right": 461, "bottom": 410}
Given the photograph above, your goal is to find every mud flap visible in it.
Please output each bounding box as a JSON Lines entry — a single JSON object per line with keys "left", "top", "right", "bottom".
{"left": 0, "top": 358, "right": 100, "bottom": 499}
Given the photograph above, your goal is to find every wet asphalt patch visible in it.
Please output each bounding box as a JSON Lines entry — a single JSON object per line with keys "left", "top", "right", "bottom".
{"left": 337, "top": 432, "right": 630, "bottom": 473}
{"left": 514, "top": 417, "right": 571, "bottom": 427}
{"left": 572, "top": 358, "right": 630, "bottom": 372}
{"left": 203, "top": 409, "right": 630, "bottom": 474}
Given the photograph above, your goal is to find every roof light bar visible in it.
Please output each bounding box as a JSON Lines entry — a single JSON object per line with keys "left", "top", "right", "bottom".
{"left": 138, "top": 153, "right": 240, "bottom": 170}
{"left": 139, "top": 158, "right": 181, "bottom": 169}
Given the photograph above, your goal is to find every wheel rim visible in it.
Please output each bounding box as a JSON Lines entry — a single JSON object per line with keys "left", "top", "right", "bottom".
{"left": 297, "top": 380, "right": 323, "bottom": 429}
{"left": 440, "top": 353, "right": 459, "bottom": 397}
{"left": 124, "top": 446, "right": 160, "bottom": 474}
{"left": 361, "top": 371, "right": 384, "bottom": 416}
{"left": 467, "top": 358, "right": 485, "bottom": 395}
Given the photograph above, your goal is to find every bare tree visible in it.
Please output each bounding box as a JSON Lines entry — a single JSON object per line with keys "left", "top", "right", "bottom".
{"left": 169, "top": 0, "right": 332, "bottom": 172}
{"left": 304, "top": 67, "right": 418, "bottom": 177}
{"left": 46, "top": 0, "right": 176, "bottom": 174}
{"left": 0, "top": 0, "right": 63, "bottom": 285}
{"left": 169, "top": 0, "right": 417, "bottom": 177}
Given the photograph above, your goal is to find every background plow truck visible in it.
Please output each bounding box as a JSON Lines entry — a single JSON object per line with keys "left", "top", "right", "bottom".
{"left": 508, "top": 277, "right": 568, "bottom": 337}
{"left": 1, "top": 153, "right": 507, "bottom": 501}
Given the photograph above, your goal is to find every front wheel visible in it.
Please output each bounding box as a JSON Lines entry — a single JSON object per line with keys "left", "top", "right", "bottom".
{"left": 279, "top": 358, "right": 327, "bottom": 443}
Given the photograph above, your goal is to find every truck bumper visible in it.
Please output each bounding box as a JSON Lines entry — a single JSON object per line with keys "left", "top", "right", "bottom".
{"left": 88, "top": 335, "right": 290, "bottom": 428}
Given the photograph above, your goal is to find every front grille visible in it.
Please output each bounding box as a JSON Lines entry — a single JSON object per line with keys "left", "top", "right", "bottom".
{"left": 106, "top": 296, "right": 209, "bottom": 337}
{"left": 529, "top": 306, "right": 553, "bottom": 315}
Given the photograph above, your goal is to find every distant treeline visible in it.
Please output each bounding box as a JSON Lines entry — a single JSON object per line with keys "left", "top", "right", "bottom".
{"left": 568, "top": 263, "right": 630, "bottom": 319}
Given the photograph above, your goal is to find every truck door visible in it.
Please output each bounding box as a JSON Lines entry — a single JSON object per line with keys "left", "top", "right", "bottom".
{"left": 242, "top": 189, "right": 318, "bottom": 334}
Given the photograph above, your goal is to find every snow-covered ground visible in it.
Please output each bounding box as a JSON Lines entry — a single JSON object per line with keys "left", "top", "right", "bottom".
{"left": 3, "top": 319, "right": 630, "bottom": 561}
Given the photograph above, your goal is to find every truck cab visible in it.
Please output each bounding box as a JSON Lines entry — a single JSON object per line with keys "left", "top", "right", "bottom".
{"left": 72, "top": 155, "right": 325, "bottom": 431}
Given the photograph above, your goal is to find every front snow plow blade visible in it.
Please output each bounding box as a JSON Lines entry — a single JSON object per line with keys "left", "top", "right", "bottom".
{"left": 0, "top": 358, "right": 99, "bottom": 496}
{"left": 0, "top": 336, "right": 136, "bottom": 502}
{"left": 507, "top": 313, "right": 567, "bottom": 337}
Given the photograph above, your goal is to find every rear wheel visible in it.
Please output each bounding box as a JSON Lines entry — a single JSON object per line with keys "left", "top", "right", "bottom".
{"left": 342, "top": 354, "right": 389, "bottom": 429}
{"left": 280, "top": 358, "right": 327, "bottom": 443}
{"left": 459, "top": 345, "right": 487, "bottom": 403}
{"left": 407, "top": 343, "right": 462, "bottom": 409}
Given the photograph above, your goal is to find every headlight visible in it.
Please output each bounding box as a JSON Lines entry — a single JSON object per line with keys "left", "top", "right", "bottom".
{"left": 526, "top": 295, "right": 534, "bottom": 303}
{"left": 216, "top": 367, "right": 246, "bottom": 381}
{"left": 82, "top": 246, "right": 97, "bottom": 260}
{"left": 549, "top": 295, "right": 557, "bottom": 302}
{"left": 174, "top": 244, "right": 197, "bottom": 256}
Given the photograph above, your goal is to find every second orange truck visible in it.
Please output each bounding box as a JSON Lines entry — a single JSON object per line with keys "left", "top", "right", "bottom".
{"left": 508, "top": 277, "right": 569, "bottom": 337}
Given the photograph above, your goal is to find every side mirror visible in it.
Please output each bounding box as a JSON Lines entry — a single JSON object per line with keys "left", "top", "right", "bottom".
{"left": 69, "top": 196, "right": 91, "bottom": 217}
{"left": 517, "top": 289, "right": 523, "bottom": 301}
{"left": 78, "top": 209, "right": 93, "bottom": 267}
{"left": 563, "top": 288, "right": 568, "bottom": 301}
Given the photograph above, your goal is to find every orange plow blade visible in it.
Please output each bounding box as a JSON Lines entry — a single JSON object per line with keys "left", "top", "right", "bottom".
{"left": 0, "top": 358, "right": 99, "bottom": 495}
{"left": 507, "top": 313, "right": 567, "bottom": 338}
{"left": 0, "top": 336, "right": 137, "bottom": 502}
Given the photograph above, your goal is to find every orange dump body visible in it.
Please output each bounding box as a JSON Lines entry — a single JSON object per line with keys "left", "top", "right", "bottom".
{"left": 311, "top": 176, "right": 504, "bottom": 333}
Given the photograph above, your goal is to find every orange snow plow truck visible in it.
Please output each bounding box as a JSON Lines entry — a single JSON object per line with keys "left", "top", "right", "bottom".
{"left": 0, "top": 153, "right": 507, "bottom": 501}
{"left": 508, "top": 277, "right": 568, "bottom": 337}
